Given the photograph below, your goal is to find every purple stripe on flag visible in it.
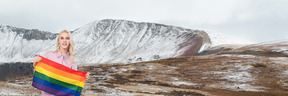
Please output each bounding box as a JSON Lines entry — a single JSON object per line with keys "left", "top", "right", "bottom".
{"left": 32, "top": 81, "right": 74, "bottom": 96}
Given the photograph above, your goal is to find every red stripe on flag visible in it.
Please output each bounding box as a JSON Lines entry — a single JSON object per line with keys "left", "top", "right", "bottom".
{"left": 39, "top": 55, "right": 86, "bottom": 77}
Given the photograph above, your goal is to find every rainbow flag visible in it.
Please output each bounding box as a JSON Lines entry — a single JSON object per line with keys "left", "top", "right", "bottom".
{"left": 32, "top": 56, "right": 87, "bottom": 96}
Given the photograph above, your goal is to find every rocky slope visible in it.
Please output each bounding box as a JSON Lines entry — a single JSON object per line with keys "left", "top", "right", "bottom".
{"left": 1, "top": 40, "right": 288, "bottom": 96}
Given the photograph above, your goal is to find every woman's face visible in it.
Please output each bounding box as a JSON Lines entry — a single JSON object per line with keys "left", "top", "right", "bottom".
{"left": 58, "top": 32, "right": 70, "bottom": 50}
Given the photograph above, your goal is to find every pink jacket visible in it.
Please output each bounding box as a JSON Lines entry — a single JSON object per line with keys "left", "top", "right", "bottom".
{"left": 39, "top": 51, "right": 77, "bottom": 96}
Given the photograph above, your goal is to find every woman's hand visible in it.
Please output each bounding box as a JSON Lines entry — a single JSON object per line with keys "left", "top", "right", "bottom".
{"left": 86, "top": 72, "right": 90, "bottom": 80}
{"left": 33, "top": 56, "right": 42, "bottom": 68}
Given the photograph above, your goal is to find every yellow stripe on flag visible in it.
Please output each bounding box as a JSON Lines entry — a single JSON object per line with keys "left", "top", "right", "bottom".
{"left": 35, "top": 66, "right": 85, "bottom": 87}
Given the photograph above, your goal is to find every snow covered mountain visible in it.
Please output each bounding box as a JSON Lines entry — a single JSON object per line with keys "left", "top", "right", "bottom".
{"left": 0, "top": 19, "right": 212, "bottom": 64}
{"left": 72, "top": 19, "right": 211, "bottom": 64}
{"left": 0, "top": 25, "right": 57, "bottom": 62}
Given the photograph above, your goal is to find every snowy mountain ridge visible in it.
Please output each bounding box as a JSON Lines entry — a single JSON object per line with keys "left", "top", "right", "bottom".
{"left": 0, "top": 25, "right": 57, "bottom": 62}
{"left": 0, "top": 19, "right": 246, "bottom": 64}
{"left": 72, "top": 19, "right": 211, "bottom": 64}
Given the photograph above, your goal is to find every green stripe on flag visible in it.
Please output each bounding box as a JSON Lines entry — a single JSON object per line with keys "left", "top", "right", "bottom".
{"left": 34, "top": 71, "right": 83, "bottom": 92}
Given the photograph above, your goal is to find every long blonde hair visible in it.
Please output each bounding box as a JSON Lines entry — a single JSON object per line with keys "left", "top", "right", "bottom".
{"left": 55, "top": 30, "right": 75, "bottom": 63}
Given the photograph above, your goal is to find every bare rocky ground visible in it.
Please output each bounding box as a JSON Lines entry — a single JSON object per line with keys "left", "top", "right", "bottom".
{"left": 1, "top": 41, "right": 288, "bottom": 96}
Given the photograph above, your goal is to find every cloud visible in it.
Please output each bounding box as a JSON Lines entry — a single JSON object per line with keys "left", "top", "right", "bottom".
{"left": 0, "top": 0, "right": 288, "bottom": 43}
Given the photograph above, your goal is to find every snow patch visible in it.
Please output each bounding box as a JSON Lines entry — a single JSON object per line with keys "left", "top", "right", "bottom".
{"left": 220, "top": 54, "right": 257, "bottom": 58}
{"left": 269, "top": 57, "right": 288, "bottom": 65}
{"left": 171, "top": 81, "right": 197, "bottom": 86}
{"left": 270, "top": 47, "right": 288, "bottom": 55}
{"left": 212, "top": 71, "right": 228, "bottom": 74}
{"left": 119, "top": 68, "right": 128, "bottom": 72}
{"left": 223, "top": 71, "right": 253, "bottom": 83}
{"left": 170, "top": 77, "right": 179, "bottom": 81}
{"left": 284, "top": 70, "right": 288, "bottom": 75}
{"left": 0, "top": 88, "right": 22, "bottom": 95}
{"left": 223, "top": 64, "right": 253, "bottom": 83}
{"left": 144, "top": 65, "right": 156, "bottom": 70}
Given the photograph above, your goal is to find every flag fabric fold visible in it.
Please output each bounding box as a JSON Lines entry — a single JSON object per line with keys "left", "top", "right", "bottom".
{"left": 32, "top": 56, "right": 87, "bottom": 96}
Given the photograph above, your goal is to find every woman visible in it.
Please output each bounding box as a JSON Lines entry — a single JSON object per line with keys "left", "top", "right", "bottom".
{"left": 33, "top": 30, "right": 90, "bottom": 96}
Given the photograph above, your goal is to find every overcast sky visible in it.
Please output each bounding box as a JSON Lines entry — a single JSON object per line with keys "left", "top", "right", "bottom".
{"left": 1, "top": 0, "right": 288, "bottom": 43}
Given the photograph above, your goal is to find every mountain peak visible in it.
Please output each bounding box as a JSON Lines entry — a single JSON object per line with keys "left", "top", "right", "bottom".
{"left": 0, "top": 25, "right": 57, "bottom": 40}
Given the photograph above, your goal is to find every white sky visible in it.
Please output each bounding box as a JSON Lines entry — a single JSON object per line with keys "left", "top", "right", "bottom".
{"left": 0, "top": 0, "right": 288, "bottom": 43}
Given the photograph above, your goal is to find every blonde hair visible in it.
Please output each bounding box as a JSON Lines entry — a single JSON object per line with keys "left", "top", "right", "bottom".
{"left": 55, "top": 30, "right": 75, "bottom": 63}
